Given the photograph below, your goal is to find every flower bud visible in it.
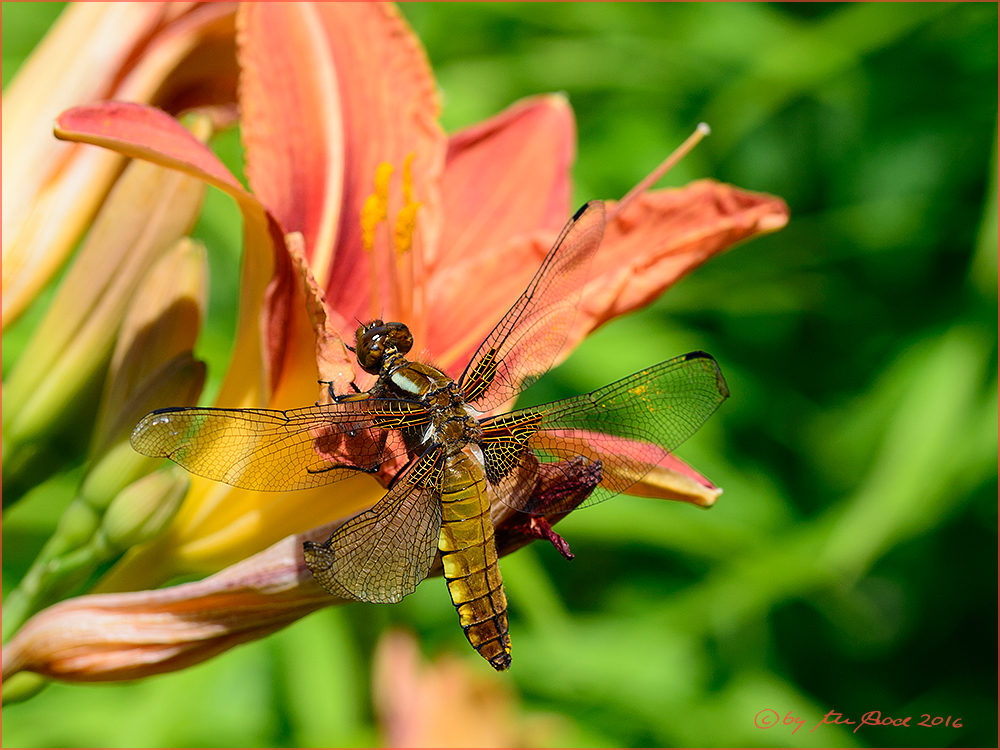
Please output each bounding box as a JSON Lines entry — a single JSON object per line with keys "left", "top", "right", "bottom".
{"left": 99, "top": 467, "right": 189, "bottom": 552}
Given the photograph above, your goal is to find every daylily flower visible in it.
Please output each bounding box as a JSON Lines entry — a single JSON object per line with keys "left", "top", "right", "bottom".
{"left": 2, "top": 2, "right": 788, "bottom": 687}
{"left": 372, "top": 629, "right": 565, "bottom": 746}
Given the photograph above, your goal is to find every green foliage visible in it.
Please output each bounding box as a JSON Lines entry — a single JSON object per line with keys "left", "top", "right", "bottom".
{"left": 3, "top": 2, "right": 996, "bottom": 747}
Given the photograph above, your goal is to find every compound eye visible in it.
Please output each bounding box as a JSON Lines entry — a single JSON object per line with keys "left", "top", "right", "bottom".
{"left": 385, "top": 322, "right": 414, "bottom": 355}
{"left": 356, "top": 322, "right": 389, "bottom": 374}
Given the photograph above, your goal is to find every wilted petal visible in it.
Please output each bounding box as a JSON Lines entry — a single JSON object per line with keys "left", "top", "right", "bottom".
{"left": 2, "top": 527, "right": 344, "bottom": 683}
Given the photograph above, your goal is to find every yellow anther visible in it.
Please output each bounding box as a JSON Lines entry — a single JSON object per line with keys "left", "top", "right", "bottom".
{"left": 361, "top": 194, "right": 383, "bottom": 252}
{"left": 360, "top": 162, "right": 394, "bottom": 252}
{"left": 402, "top": 153, "right": 416, "bottom": 203}
{"left": 394, "top": 201, "right": 422, "bottom": 255}
{"left": 374, "top": 162, "right": 393, "bottom": 202}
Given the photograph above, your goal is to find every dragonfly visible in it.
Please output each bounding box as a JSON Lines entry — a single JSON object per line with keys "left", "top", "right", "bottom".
{"left": 130, "top": 200, "right": 730, "bottom": 671}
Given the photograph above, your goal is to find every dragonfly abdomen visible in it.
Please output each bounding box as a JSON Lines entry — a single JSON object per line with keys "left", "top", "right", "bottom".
{"left": 438, "top": 450, "right": 511, "bottom": 671}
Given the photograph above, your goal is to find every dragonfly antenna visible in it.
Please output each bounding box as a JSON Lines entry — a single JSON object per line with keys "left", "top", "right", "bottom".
{"left": 609, "top": 122, "right": 711, "bottom": 221}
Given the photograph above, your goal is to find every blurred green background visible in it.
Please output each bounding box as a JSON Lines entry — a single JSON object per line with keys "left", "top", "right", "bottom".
{"left": 3, "top": 2, "right": 996, "bottom": 747}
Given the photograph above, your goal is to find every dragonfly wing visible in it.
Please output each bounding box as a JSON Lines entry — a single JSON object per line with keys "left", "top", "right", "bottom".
{"left": 459, "top": 201, "right": 606, "bottom": 412}
{"left": 130, "top": 399, "right": 430, "bottom": 491}
{"left": 480, "top": 351, "right": 729, "bottom": 514}
{"left": 303, "top": 446, "right": 445, "bottom": 603}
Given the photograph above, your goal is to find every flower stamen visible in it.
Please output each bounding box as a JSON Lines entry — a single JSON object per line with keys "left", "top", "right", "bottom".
{"left": 359, "top": 155, "right": 423, "bottom": 325}
{"left": 361, "top": 162, "right": 394, "bottom": 320}
{"left": 610, "top": 122, "right": 711, "bottom": 221}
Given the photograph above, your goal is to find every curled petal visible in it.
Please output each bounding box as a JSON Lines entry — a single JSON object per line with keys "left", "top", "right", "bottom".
{"left": 55, "top": 102, "right": 290, "bottom": 403}
{"left": 54, "top": 103, "right": 248, "bottom": 197}
{"left": 574, "top": 180, "right": 790, "bottom": 342}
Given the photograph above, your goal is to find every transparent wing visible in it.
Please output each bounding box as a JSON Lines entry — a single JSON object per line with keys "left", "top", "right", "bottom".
{"left": 480, "top": 351, "right": 729, "bottom": 514}
{"left": 458, "top": 201, "right": 606, "bottom": 412}
{"left": 130, "top": 399, "right": 430, "bottom": 491}
{"left": 303, "top": 446, "right": 445, "bottom": 603}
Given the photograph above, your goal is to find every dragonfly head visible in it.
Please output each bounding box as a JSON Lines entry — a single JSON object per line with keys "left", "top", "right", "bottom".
{"left": 355, "top": 320, "right": 414, "bottom": 374}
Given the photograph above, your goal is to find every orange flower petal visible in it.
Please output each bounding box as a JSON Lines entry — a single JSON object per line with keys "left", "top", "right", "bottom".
{"left": 434, "top": 94, "right": 576, "bottom": 271}
{"left": 307, "top": 2, "right": 446, "bottom": 321}
{"left": 426, "top": 181, "right": 787, "bottom": 376}
{"left": 238, "top": 3, "right": 344, "bottom": 285}
{"left": 574, "top": 180, "right": 790, "bottom": 343}
{"left": 616, "top": 452, "right": 722, "bottom": 508}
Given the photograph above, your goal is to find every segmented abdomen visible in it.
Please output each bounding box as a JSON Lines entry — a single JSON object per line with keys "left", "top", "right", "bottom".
{"left": 438, "top": 450, "right": 511, "bottom": 671}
